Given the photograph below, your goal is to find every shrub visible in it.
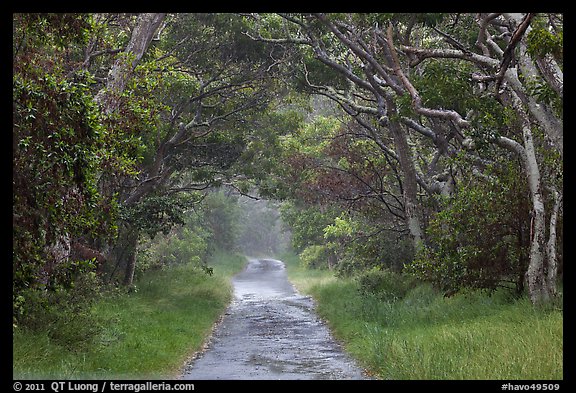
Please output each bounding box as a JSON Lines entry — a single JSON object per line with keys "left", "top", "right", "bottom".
{"left": 357, "top": 267, "right": 416, "bottom": 302}
{"left": 16, "top": 263, "right": 105, "bottom": 351}
{"left": 405, "top": 162, "right": 531, "bottom": 296}
{"left": 300, "top": 244, "right": 331, "bottom": 269}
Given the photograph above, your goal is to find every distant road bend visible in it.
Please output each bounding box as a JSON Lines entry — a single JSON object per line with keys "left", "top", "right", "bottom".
{"left": 181, "top": 258, "right": 368, "bottom": 380}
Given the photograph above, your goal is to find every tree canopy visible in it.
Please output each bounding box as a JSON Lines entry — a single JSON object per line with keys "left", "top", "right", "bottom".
{"left": 13, "top": 12, "right": 563, "bottom": 328}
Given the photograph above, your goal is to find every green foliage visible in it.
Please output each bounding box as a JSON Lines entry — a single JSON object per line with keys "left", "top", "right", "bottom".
{"left": 323, "top": 216, "right": 354, "bottom": 239}
{"left": 525, "top": 76, "right": 562, "bottom": 116}
{"left": 139, "top": 225, "right": 210, "bottom": 274}
{"left": 137, "top": 189, "right": 243, "bottom": 277}
{"left": 321, "top": 212, "right": 413, "bottom": 277}
{"left": 202, "top": 191, "right": 242, "bottom": 253}
{"left": 526, "top": 26, "right": 563, "bottom": 60}
{"left": 12, "top": 65, "right": 102, "bottom": 210}
{"left": 120, "top": 193, "right": 198, "bottom": 239}
{"left": 13, "top": 14, "right": 122, "bottom": 323}
{"left": 16, "top": 264, "right": 104, "bottom": 351}
{"left": 14, "top": 13, "right": 91, "bottom": 49}
{"left": 160, "top": 12, "right": 278, "bottom": 123}
{"left": 300, "top": 245, "right": 331, "bottom": 269}
{"left": 280, "top": 115, "right": 341, "bottom": 157}
{"left": 297, "top": 51, "right": 350, "bottom": 91}
{"left": 239, "top": 110, "right": 306, "bottom": 199}
{"left": 356, "top": 267, "right": 416, "bottom": 302}
{"left": 280, "top": 202, "right": 340, "bottom": 252}
{"left": 415, "top": 13, "right": 448, "bottom": 27}
{"left": 13, "top": 253, "right": 246, "bottom": 379}
{"left": 170, "top": 132, "right": 247, "bottom": 178}
{"left": 414, "top": 59, "right": 475, "bottom": 115}
{"left": 138, "top": 201, "right": 212, "bottom": 271}
{"left": 468, "top": 96, "right": 514, "bottom": 149}
{"left": 406, "top": 162, "right": 530, "bottom": 296}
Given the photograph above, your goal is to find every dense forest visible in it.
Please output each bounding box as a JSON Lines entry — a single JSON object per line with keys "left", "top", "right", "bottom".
{"left": 13, "top": 12, "right": 562, "bottom": 345}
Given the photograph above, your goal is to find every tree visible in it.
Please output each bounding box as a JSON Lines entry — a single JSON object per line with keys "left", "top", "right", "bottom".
{"left": 13, "top": 12, "right": 562, "bottom": 311}
{"left": 13, "top": 12, "right": 295, "bottom": 291}
{"left": 108, "top": 13, "right": 288, "bottom": 285}
{"left": 76, "top": 13, "right": 289, "bottom": 286}
{"left": 394, "top": 13, "right": 563, "bottom": 303}
{"left": 88, "top": 13, "right": 168, "bottom": 286}
{"left": 13, "top": 13, "right": 126, "bottom": 323}
{"left": 94, "top": 13, "right": 167, "bottom": 115}
{"left": 246, "top": 13, "right": 562, "bottom": 304}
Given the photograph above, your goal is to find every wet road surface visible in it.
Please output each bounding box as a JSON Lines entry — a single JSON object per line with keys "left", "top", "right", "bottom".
{"left": 180, "top": 258, "right": 367, "bottom": 380}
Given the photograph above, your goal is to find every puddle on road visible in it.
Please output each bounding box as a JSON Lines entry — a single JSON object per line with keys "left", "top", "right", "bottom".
{"left": 180, "top": 258, "right": 368, "bottom": 380}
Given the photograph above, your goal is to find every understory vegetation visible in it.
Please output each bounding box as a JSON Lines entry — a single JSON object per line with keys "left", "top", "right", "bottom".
{"left": 13, "top": 252, "right": 246, "bottom": 379}
{"left": 283, "top": 253, "right": 563, "bottom": 380}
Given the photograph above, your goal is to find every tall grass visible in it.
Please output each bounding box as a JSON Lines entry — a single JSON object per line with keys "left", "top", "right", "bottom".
{"left": 281, "top": 252, "right": 563, "bottom": 380}
{"left": 13, "top": 252, "right": 247, "bottom": 379}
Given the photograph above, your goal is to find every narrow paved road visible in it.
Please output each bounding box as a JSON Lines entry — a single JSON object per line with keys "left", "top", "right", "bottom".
{"left": 180, "top": 258, "right": 367, "bottom": 380}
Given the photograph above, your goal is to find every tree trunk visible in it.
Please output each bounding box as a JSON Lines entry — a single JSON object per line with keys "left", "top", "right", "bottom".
{"left": 93, "top": 13, "right": 166, "bottom": 286}
{"left": 546, "top": 188, "right": 561, "bottom": 297}
{"left": 510, "top": 90, "right": 551, "bottom": 305}
{"left": 505, "top": 13, "right": 563, "bottom": 158}
{"left": 523, "top": 142, "right": 549, "bottom": 305}
{"left": 497, "top": 87, "right": 553, "bottom": 305}
{"left": 95, "top": 13, "right": 166, "bottom": 115}
{"left": 387, "top": 114, "right": 424, "bottom": 251}
{"left": 122, "top": 231, "right": 139, "bottom": 287}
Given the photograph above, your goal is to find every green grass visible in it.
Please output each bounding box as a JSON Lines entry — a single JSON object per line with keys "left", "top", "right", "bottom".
{"left": 13, "top": 252, "right": 247, "bottom": 379}
{"left": 281, "top": 252, "right": 563, "bottom": 380}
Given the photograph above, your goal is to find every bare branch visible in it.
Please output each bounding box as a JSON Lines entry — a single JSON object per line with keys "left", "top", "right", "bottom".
{"left": 400, "top": 117, "right": 437, "bottom": 141}
{"left": 495, "top": 135, "right": 525, "bottom": 157}
{"left": 385, "top": 24, "right": 471, "bottom": 128}
{"left": 401, "top": 45, "right": 499, "bottom": 69}
{"left": 314, "top": 14, "right": 405, "bottom": 95}
{"left": 432, "top": 25, "right": 472, "bottom": 53}
{"left": 242, "top": 30, "right": 312, "bottom": 46}
{"left": 476, "top": 13, "right": 503, "bottom": 56}
{"left": 495, "top": 13, "right": 535, "bottom": 92}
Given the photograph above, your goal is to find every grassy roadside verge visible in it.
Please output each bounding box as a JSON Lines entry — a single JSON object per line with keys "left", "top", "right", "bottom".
{"left": 282, "top": 252, "right": 563, "bottom": 380}
{"left": 13, "top": 252, "right": 246, "bottom": 379}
